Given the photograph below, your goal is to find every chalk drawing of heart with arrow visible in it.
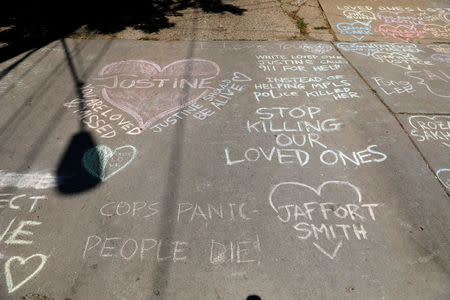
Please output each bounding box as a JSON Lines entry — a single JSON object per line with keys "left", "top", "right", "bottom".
{"left": 94, "top": 59, "right": 220, "bottom": 129}
{"left": 269, "top": 181, "right": 380, "bottom": 260}
{"left": 82, "top": 145, "right": 137, "bottom": 181}
{"left": 5, "top": 254, "right": 48, "bottom": 293}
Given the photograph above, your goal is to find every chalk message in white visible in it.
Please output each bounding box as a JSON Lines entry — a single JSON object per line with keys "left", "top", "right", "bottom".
{"left": 253, "top": 75, "right": 359, "bottom": 102}
{"left": 337, "top": 42, "right": 432, "bottom": 70}
{"left": 64, "top": 84, "right": 141, "bottom": 138}
{"left": 256, "top": 54, "right": 348, "bottom": 72}
{"left": 269, "top": 181, "right": 380, "bottom": 259}
{"left": 0, "top": 170, "right": 61, "bottom": 190}
{"left": 0, "top": 193, "right": 49, "bottom": 293}
{"left": 371, "top": 76, "right": 415, "bottom": 95}
{"left": 408, "top": 115, "right": 450, "bottom": 147}
{"left": 225, "top": 106, "right": 387, "bottom": 167}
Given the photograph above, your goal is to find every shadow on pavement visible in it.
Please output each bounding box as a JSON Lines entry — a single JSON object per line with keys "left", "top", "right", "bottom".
{"left": 0, "top": 1, "right": 246, "bottom": 64}
{"left": 56, "top": 39, "right": 102, "bottom": 194}
{"left": 56, "top": 131, "right": 101, "bottom": 194}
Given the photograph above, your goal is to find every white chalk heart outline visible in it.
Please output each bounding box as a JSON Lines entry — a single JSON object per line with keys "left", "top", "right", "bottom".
{"left": 5, "top": 254, "right": 48, "bottom": 293}
{"left": 405, "top": 72, "right": 450, "bottom": 98}
{"left": 82, "top": 145, "right": 137, "bottom": 181}
{"left": 231, "top": 72, "right": 252, "bottom": 82}
{"left": 269, "top": 181, "right": 362, "bottom": 259}
{"left": 408, "top": 116, "right": 450, "bottom": 148}
{"left": 436, "top": 169, "right": 450, "bottom": 189}
{"left": 269, "top": 181, "right": 362, "bottom": 213}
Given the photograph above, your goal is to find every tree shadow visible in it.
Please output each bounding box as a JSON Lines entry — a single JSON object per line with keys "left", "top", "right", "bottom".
{"left": 0, "top": 1, "right": 246, "bottom": 63}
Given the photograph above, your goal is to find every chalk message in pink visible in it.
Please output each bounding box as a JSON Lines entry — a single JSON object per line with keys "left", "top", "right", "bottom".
{"left": 376, "top": 24, "right": 425, "bottom": 42}
{"left": 95, "top": 59, "right": 220, "bottom": 129}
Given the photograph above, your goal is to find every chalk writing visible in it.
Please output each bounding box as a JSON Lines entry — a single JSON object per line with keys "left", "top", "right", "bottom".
{"left": 177, "top": 202, "right": 258, "bottom": 225}
{"left": 371, "top": 76, "right": 415, "bottom": 94}
{"left": 439, "top": 10, "right": 450, "bottom": 22}
{"left": 253, "top": 75, "right": 356, "bottom": 102}
{"left": 83, "top": 235, "right": 189, "bottom": 262}
{"left": 337, "top": 42, "right": 423, "bottom": 56}
{"left": 5, "top": 254, "right": 48, "bottom": 293}
{"left": 334, "top": 5, "right": 450, "bottom": 41}
{"left": 198, "top": 72, "right": 252, "bottom": 119}
{"left": 431, "top": 53, "right": 450, "bottom": 64}
{"left": 436, "top": 169, "right": 450, "bottom": 189}
{"left": 269, "top": 181, "right": 380, "bottom": 259}
{"left": 0, "top": 194, "right": 46, "bottom": 213}
{"left": 427, "top": 44, "right": 450, "bottom": 54}
{"left": 82, "top": 145, "right": 137, "bottom": 181}
{"left": 378, "top": 11, "right": 425, "bottom": 25}
{"left": 423, "top": 24, "right": 450, "bottom": 38}
{"left": 376, "top": 24, "right": 425, "bottom": 42}
{"left": 343, "top": 10, "right": 377, "bottom": 24}
{"left": 406, "top": 69, "right": 450, "bottom": 97}
{"left": 337, "top": 21, "right": 373, "bottom": 40}
{"left": 0, "top": 193, "right": 49, "bottom": 293}
{"left": 0, "top": 171, "right": 61, "bottom": 190}
{"left": 95, "top": 59, "right": 220, "bottom": 129}
{"left": 276, "top": 43, "right": 333, "bottom": 54}
{"left": 337, "top": 42, "right": 432, "bottom": 70}
{"left": 408, "top": 115, "right": 450, "bottom": 147}
{"left": 147, "top": 103, "right": 206, "bottom": 133}
{"left": 372, "top": 51, "right": 431, "bottom": 70}
{"left": 64, "top": 84, "right": 141, "bottom": 138}
{"left": 256, "top": 55, "right": 348, "bottom": 72}
{"left": 100, "top": 201, "right": 159, "bottom": 218}
{"left": 210, "top": 235, "right": 261, "bottom": 265}
{"left": 199, "top": 42, "right": 268, "bottom": 52}
{"left": 225, "top": 106, "right": 387, "bottom": 167}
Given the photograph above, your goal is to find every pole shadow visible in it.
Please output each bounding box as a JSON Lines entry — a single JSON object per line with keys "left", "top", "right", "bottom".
{"left": 55, "top": 39, "right": 102, "bottom": 194}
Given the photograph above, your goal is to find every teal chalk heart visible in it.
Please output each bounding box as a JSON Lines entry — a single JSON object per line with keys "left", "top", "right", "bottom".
{"left": 82, "top": 145, "right": 137, "bottom": 181}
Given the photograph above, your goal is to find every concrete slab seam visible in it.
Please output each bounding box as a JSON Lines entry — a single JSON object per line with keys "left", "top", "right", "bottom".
{"left": 316, "top": 0, "right": 337, "bottom": 41}
{"left": 332, "top": 42, "right": 450, "bottom": 197}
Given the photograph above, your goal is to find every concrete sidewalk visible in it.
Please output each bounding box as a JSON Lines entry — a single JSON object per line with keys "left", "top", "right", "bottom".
{"left": 0, "top": 1, "right": 449, "bottom": 300}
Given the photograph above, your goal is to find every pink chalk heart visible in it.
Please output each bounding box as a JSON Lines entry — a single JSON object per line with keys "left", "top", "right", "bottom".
{"left": 95, "top": 59, "right": 220, "bottom": 129}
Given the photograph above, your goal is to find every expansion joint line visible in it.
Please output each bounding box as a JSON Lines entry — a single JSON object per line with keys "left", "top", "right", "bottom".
{"left": 332, "top": 43, "right": 450, "bottom": 197}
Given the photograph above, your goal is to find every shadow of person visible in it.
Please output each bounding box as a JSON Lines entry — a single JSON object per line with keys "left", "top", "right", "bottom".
{"left": 56, "top": 130, "right": 101, "bottom": 194}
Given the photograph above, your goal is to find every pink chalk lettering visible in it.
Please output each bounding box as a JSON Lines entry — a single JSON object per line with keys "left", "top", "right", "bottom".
{"left": 376, "top": 24, "right": 425, "bottom": 42}
{"left": 95, "top": 59, "right": 220, "bottom": 129}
